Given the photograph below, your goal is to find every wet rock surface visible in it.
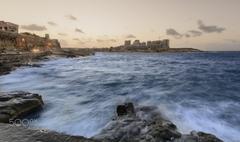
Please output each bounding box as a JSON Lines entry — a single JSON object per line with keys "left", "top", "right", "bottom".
{"left": 0, "top": 91, "right": 44, "bottom": 123}
{"left": 0, "top": 48, "right": 94, "bottom": 75}
{"left": 94, "top": 102, "right": 223, "bottom": 142}
{"left": 0, "top": 51, "right": 52, "bottom": 75}
{"left": 0, "top": 123, "right": 98, "bottom": 142}
{"left": 52, "top": 48, "right": 95, "bottom": 58}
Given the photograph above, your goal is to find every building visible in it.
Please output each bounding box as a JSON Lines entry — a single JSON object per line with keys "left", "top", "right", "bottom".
{"left": 45, "top": 34, "right": 50, "bottom": 39}
{"left": 16, "top": 32, "right": 61, "bottom": 50}
{"left": 123, "top": 39, "right": 169, "bottom": 48}
{"left": 0, "top": 21, "right": 18, "bottom": 33}
{"left": 147, "top": 41, "right": 152, "bottom": 46}
{"left": 162, "top": 39, "right": 169, "bottom": 48}
{"left": 124, "top": 40, "right": 131, "bottom": 46}
{"left": 132, "top": 40, "right": 140, "bottom": 46}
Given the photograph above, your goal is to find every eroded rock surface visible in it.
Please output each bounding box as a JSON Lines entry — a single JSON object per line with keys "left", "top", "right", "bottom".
{"left": 0, "top": 91, "right": 44, "bottom": 123}
{"left": 94, "top": 102, "right": 223, "bottom": 142}
{"left": 0, "top": 123, "right": 98, "bottom": 142}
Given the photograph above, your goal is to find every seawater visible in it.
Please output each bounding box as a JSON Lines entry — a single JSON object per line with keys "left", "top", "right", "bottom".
{"left": 0, "top": 52, "right": 240, "bottom": 142}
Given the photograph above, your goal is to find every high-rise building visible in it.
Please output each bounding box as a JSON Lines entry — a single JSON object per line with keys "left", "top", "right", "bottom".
{"left": 124, "top": 40, "right": 131, "bottom": 46}
{"left": 162, "top": 39, "right": 169, "bottom": 48}
{"left": 133, "top": 40, "right": 140, "bottom": 46}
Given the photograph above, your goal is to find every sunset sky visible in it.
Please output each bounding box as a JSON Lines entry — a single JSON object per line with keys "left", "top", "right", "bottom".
{"left": 1, "top": 0, "right": 240, "bottom": 50}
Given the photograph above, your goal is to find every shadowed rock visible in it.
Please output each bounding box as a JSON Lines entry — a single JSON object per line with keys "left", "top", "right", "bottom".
{"left": 116, "top": 102, "right": 135, "bottom": 116}
{"left": 0, "top": 91, "right": 44, "bottom": 123}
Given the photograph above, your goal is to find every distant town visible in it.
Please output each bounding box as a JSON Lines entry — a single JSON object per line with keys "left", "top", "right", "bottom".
{"left": 121, "top": 39, "right": 169, "bottom": 49}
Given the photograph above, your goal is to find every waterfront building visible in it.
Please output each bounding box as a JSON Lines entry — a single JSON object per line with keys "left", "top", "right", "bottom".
{"left": 124, "top": 40, "right": 131, "bottom": 46}
{"left": 123, "top": 39, "right": 169, "bottom": 48}
{"left": 147, "top": 41, "right": 151, "bottom": 47}
{"left": 133, "top": 40, "right": 140, "bottom": 46}
{"left": 162, "top": 39, "right": 169, "bottom": 48}
{"left": 0, "top": 21, "right": 18, "bottom": 33}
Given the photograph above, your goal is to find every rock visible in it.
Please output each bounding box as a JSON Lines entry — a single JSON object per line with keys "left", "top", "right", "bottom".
{"left": 174, "top": 131, "right": 224, "bottom": 142}
{"left": 94, "top": 103, "right": 181, "bottom": 142}
{"left": 51, "top": 48, "right": 95, "bottom": 58}
{"left": 0, "top": 51, "right": 52, "bottom": 75}
{"left": 0, "top": 91, "right": 44, "bottom": 123}
{"left": 94, "top": 102, "right": 223, "bottom": 142}
{"left": 0, "top": 123, "right": 98, "bottom": 142}
{"left": 0, "top": 97, "right": 224, "bottom": 142}
{"left": 116, "top": 102, "right": 135, "bottom": 116}
{"left": 197, "top": 132, "right": 224, "bottom": 142}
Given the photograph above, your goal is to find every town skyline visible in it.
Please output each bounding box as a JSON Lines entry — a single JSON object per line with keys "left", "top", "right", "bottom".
{"left": 1, "top": 0, "right": 240, "bottom": 51}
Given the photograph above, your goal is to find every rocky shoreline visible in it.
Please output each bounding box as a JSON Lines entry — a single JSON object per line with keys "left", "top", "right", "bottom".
{"left": 0, "top": 48, "right": 94, "bottom": 75}
{"left": 0, "top": 47, "right": 200, "bottom": 76}
{"left": 0, "top": 48, "right": 224, "bottom": 142}
{"left": 0, "top": 92, "right": 223, "bottom": 142}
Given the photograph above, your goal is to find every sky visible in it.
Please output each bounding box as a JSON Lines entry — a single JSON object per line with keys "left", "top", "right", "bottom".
{"left": 0, "top": 0, "right": 240, "bottom": 50}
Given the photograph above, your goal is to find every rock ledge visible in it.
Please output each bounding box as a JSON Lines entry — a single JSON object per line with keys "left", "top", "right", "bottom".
{"left": 0, "top": 91, "right": 44, "bottom": 123}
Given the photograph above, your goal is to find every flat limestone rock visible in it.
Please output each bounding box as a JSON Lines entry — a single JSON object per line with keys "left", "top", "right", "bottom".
{"left": 0, "top": 123, "right": 98, "bottom": 142}
{"left": 0, "top": 91, "right": 44, "bottom": 123}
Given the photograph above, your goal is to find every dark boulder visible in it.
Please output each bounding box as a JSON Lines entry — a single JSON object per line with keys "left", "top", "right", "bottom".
{"left": 116, "top": 102, "right": 135, "bottom": 116}
{"left": 0, "top": 91, "right": 44, "bottom": 123}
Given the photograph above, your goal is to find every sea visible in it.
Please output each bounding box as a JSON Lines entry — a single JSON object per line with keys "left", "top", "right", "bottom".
{"left": 0, "top": 52, "right": 240, "bottom": 142}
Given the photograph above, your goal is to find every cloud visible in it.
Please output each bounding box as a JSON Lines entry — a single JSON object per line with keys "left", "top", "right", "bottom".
{"left": 21, "top": 24, "right": 47, "bottom": 31}
{"left": 96, "top": 39, "right": 104, "bottom": 42}
{"left": 73, "top": 38, "right": 80, "bottom": 41}
{"left": 48, "top": 21, "right": 57, "bottom": 26}
{"left": 73, "top": 38, "right": 85, "bottom": 44}
{"left": 75, "top": 28, "right": 84, "bottom": 33}
{"left": 198, "top": 20, "right": 225, "bottom": 33}
{"left": 65, "top": 15, "right": 77, "bottom": 21}
{"left": 187, "top": 30, "right": 202, "bottom": 37}
{"left": 125, "top": 34, "right": 136, "bottom": 39}
{"left": 58, "top": 33, "right": 67, "bottom": 36}
{"left": 166, "top": 28, "right": 183, "bottom": 39}
{"left": 78, "top": 41, "right": 85, "bottom": 45}
{"left": 96, "top": 39, "right": 117, "bottom": 43}
{"left": 109, "top": 39, "right": 117, "bottom": 42}
{"left": 225, "top": 39, "right": 240, "bottom": 44}
{"left": 185, "top": 34, "right": 191, "bottom": 38}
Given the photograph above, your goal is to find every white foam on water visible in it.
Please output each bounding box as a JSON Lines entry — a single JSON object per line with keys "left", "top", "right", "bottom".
{"left": 162, "top": 102, "right": 240, "bottom": 142}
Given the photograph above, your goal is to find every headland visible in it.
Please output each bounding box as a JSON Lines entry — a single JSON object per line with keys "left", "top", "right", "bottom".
{"left": 0, "top": 21, "right": 94, "bottom": 75}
